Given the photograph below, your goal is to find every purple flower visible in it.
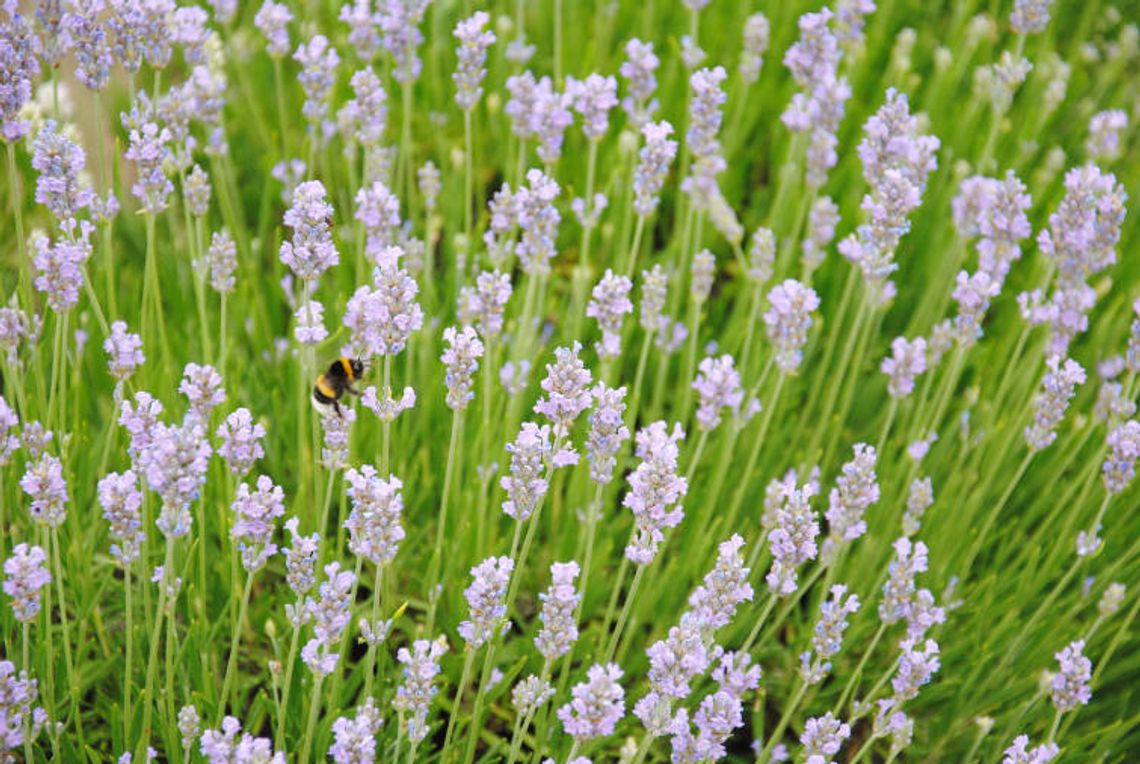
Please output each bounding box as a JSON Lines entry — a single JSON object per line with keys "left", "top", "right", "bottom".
{"left": 20, "top": 453, "right": 68, "bottom": 528}
{"left": 639, "top": 265, "right": 668, "bottom": 332}
{"left": 690, "top": 249, "right": 716, "bottom": 303}
{"left": 501, "top": 422, "right": 555, "bottom": 522}
{"left": 394, "top": 636, "right": 447, "bottom": 743}
{"left": 302, "top": 562, "right": 356, "bottom": 677}
{"left": 881, "top": 337, "right": 926, "bottom": 398}
{"left": 1050, "top": 640, "right": 1092, "bottom": 713}
{"left": 205, "top": 230, "right": 237, "bottom": 294}
{"left": 64, "top": 4, "right": 113, "bottom": 91}
{"left": 512, "top": 675, "right": 554, "bottom": 717}
{"left": 1025, "top": 355, "right": 1086, "bottom": 451}
{"left": 215, "top": 408, "right": 265, "bottom": 478}
{"left": 199, "top": 717, "right": 285, "bottom": 764}
{"left": 766, "top": 480, "right": 819, "bottom": 596}
{"left": 355, "top": 180, "right": 401, "bottom": 259}
{"left": 645, "top": 614, "right": 709, "bottom": 702}
{"left": 952, "top": 173, "right": 1032, "bottom": 285}
{"left": 880, "top": 537, "right": 928, "bottom": 625}
{"left": 801, "top": 585, "right": 860, "bottom": 684}
{"left": 693, "top": 355, "right": 744, "bottom": 431}
{"left": 32, "top": 120, "right": 94, "bottom": 221}
{"left": 458, "top": 555, "right": 513, "bottom": 648}
{"left": 624, "top": 421, "right": 688, "bottom": 565}
{"left": 320, "top": 406, "right": 356, "bottom": 470}
{"left": 1011, "top": 0, "right": 1053, "bottom": 34}
{"left": 283, "top": 517, "right": 320, "bottom": 601}
{"left": 280, "top": 180, "right": 338, "bottom": 283}
{"left": 339, "top": 68, "right": 387, "bottom": 149}
{"left": 1087, "top": 110, "right": 1127, "bottom": 161}
{"left": 1103, "top": 420, "right": 1140, "bottom": 494}
{"left": 343, "top": 250, "right": 424, "bottom": 357}
{"left": 417, "top": 161, "right": 440, "bottom": 212}
{"left": 0, "top": 396, "right": 18, "bottom": 466}
{"left": 121, "top": 93, "right": 174, "bottom": 214}
{"left": 104, "top": 321, "right": 145, "bottom": 381}
{"left": 535, "top": 561, "right": 580, "bottom": 661}
{"left": 585, "top": 384, "right": 630, "bottom": 485}
{"left": 801, "top": 712, "right": 851, "bottom": 761}
{"left": 99, "top": 470, "right": 145, "bottom": 566}
{"left": 119, "top": 390, "right": 164, "bottom": 462}
{"left": 294, "top": 35, "right": 340, "bottom": 132}
{"left": 902, "top": 477, "right": 934, "bottom": 536}
{"left": 0, "top": 660, "right": 47, "bottom": 750}
{"left": 1002, "top": 734, "right": 1059, "bottom": 764}
{"left": 683, "top": 67, "right": 728, "bottom": 200}
{"left": 457, "top": 270, "right": 512, "bottom": 340}
{"left": 183, "top": 164, "right": 211, "bottom": 217}
{"left": 379, "top": 0, "right": 429, "bottom": 84}
{"left": 823, "top": 443, "right": 879, "bottom": 551}
{"left": 515, "top": 169, "right": 561, "bottom": 276}
{"left": 3, "top": 543, "right": 51, "bottom": 623}
{"left": 739, "top": 13, "right": 770, "bottom": 82}
{"left": 441, "top": 326, "right": 484, "bottom": 412}
{"left": 143, "top": 416, "right": 212, "bottom": 538}
{"left": 566, "top": 73, "right": 618, "bottom": 141}
{"left": 329, "top": 697, "right": 383, "bottom": 764}
{"left": 804, "top": 196, "right": 840, "bottom": 271}
{"left": 0, "top": 12, "right": 39, "bottom": 142}
{"left": 587, "top": 270, "right": 633, "bottom": 360}
{"left": 633, "top": 121, "right": 677, "bottom": 217}
{"left": 688, "top": 534, "right": 753, "bottom": 631}
{"left": 231, "top": 475, "right": 285, "bottom": 572}
{"left": 339, "top": 0, "right": 380, "bottom": 61}
{"left": 764, "top": 279, "right": 820, "bottom": 374}
{"left": 620, "top": 39, "right": 659, "bottom": 127}
{"left": 890, "top": 638, "right": 941, "bottom": 702}
{"left": 534, "top": 343, "right": 593, "bottom": 434}
{"left": 180, "top": 362, "right": 226, "bottom": 421}
{"left": 344, "top": 466, "right": 405, "bottom": 567}
{"left": 294, "top": 300, "right": 328, "bottom": 346}
{"left": 31, "top": 224, "right": 93, "bottom": 313}
{"left": 558, "top": 663, "right": 625, "bottom": 742}
{"left": 453, "top": 11, "right": 494, "bottom": 111}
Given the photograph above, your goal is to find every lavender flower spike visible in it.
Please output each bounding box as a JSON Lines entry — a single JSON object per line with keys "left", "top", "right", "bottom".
{"left": 558, "top": 663, "right": 625, "bottom": 742}
{"left": 441, "top": 326, "right": 484, "bottom": 412}
{"left": 453, "top": 11, "right": 495, "bottom": 111}
{"left": 344, "top": 465, "right": 405, "bottom": 567}
{"left": 1050, "top": 640, "right": 1092, "bottom": 713}
{"left": 231, "top": 475, "right": 286, "bottom": 573}
{"left": 765, "top": 279, "right": 821, "bottom": 375}
{"left": 624, "top": 421, "right": 688, "bottom": 565}
{"left": 1002, "top": 734, "right": 1059, "bottom": 764}
{"left": 587, "top": 270, "right": 633, "bottom": 360}
{"left": 280, "top": 180, "right": 338, "bottom": 284}
{"left": 4, "top": 543, "right": 52, "bottom": 623}
{"left": 692, "top": 355, "right": 744, "bottom": 431}
{"left": 585, "top": 384, "right": 630, "bottom": 485}
{"left": 459, "top": 556, "right": 513, "bottom": 649}
{"left": 394, "top": 637, "right": 448, "bottom": 744}
{"left": 535, "top": 561, "right": 581, "bottom": 661}
{"left": 1024, "top": 355, "right": 1086, "bottom": 451}
{"left": 534, "top": 343, "right": 593, "bottom": 435}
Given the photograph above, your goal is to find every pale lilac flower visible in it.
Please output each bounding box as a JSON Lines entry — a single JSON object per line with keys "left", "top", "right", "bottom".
{"left": 689, "top": 534, "right": 752, "bottom": 631}
{"left": 0, "top": 660, "right": 46, "bottom": 752}
{"left": 103, "top": 321, "right": 144, "bottom": 381}
{"left": 690, "top": 250, "right": 716, "bottom": 303}
{"left": 645, "top": 613, "right": 709, "bottom": 702}
{"left": 881, "top": 337, "right": 926, "bottom": 398}
{"left": 32, "top": 120, "right": 94, "bottom": 221}
{"left": 512, "top": 675, "right": 554, "bottom": 717}
{"left": 804, "top": 197, "right": 840, "bottom": 271}
{"left": 1103, "top": 419, "right": 1140, "bottom": 494}
{"left": 624, "top": 422, "right": 688, "bottom": 565}
{"left": 1050, "top": 640, "right": 1092, "bottom": 712}
{"left": 342, "top": 251, "right": 424, "bottom": 357}
{"left": 639, "top": 265, "right": 668, "bottom": 332}
{"left": 693, "top": 355, "right": 743, "bottom": 431}
{"left": 182, "top": 164, "right": 211, "bottom": 218}
{"left": 339, "top": 69, "right": 387, "bottom": 150}
{"left": 738, "top": 13, "right": 770, "bottom": 82}
{"left": 294, "top": 35, "right": 340, "bottom": 132}
{"left": 1011, "top": 0, "right": 1053, "bottom": 34}
{"left": 532, "top": 79, "right": 573, "bottom": 165}
{"left": 119, "top": 390, "right": 164, "bottom": 461}
{"left": 1024, "top": 355, "right": 1086, "bottom": 451}
{"left": 765, "top": 279, "right": 820, "bottom": 375}
{"left": 329, "top": 697, "right": 383, "bottom": 764}
{"left": 459, "top": 556, "right": 513, "bottom": 648}
{"left": 0, "top": 12, "right": 39, "bottom": 141}
{"left": 379, "top": 0, "right": 429, "bottom": 84}
{"left": 280, "top": 180, "right": 339, "bottom": 283}
{"left": 585, "top": 384, "right": 629, "bottom": 485}
{"left": 801, "top": 712, "right": 851, "bottom": 762}
{"left": 283, "top": 517, "right": 320, "bottom": 602}
{"left": 823, "top": 443, "right": 879, "bottom": 552}
{"left": 621, "top": 39, "right": 659, "bottom": 126}
{"left": 199, "top": 717, "right": 285, "bottom": 764}
{"left": 361, "top": 384, "right": 415, "bottom": 423}
{"left": 904, "top": 588, "right": 946, "bottom": 641}
{"left": 295, "top": 300, "right": 328, "bottom": 345}
{"left": 180, "top": 362, "right": 225, "bottom": 421}
{"left": 417, "top": 161, "right": 440, "bottom": 211}
{"left": 121, "top": 94, "right": 174, "bottom": 214}
{"left": 3, "top": 544, "right": 51, "bottom": 623}
{"left": 680, "top": 35, "right": 705, "bottom": 70}
{"left": 64, "top": 4, "right": 113, "bottom": 91}
{"left": 1087, "top": 110, "right": 1127, "bottom": 161}
{"left": 879, "top": 538, "right": 928, "bottom": 625}
{"left": 902, "top": 477, "right": 933, "bottom": 536}
{"left": 178, "top": 705, "right": 200, "bottom": 753}
{"left": 99, "top": 470, "right": 144, "bottom": 566}
{"left": 344, "top": 466, "right": 404, "bottom": 567}
{"left": 534, "top": 343, "right": 593, "bottom": 434}
{"left": 632, "top": 121, "right": 677, "bottom": 218}
{"left": 588, "top": 270, "right": 633, "bottom": 359}
{"left": 394, "top": 636, "right": 447, "bottom": 744}
{"left": 21, "top": 453, "right": 68, "bottom": 528}
{"left": 953, "top": 173, "right": 1032, "bottom": 284}
{"left": 746, "top": 227, "right": 776, "bottom": 285}
{"left": 0, "top": 304, "right": 32, "bottom": 365}
{"left": 669, "top": 655, "right": 759, "bottom": 762}
{"left": 0, "top": 396, "right": 18, "bottom": 466}
{"left": 801, "top": 585, "right": 860, "bottom": 684}
{"left": 441, "top": 326, "right": 484, "bottom": 412}
{"left": 231, "top": 475, "right": 285, "bottom": 573}
{"left": 683, "top": 67, "right": 727, "bottom": 200}
{"left": 1002, "top": 734, "right": 1059, "bottom": 764}
{"left": 320, "top": 407, "right": 356, "bottom": 470}
{"left": 515, "top": 169, "right": 561, "bottom": 276}
{"left": 215, "top": 408, "right": 265, "bottom": 478}
{"left": 31, "top": 225, "right": 93, "bottom": 313}
{"left": 767, "top": 481, "right": 820, "bottom": 596}
{"left": 453, "top": 11, "right": 494, "bottom": 111}
{"left": 355, "top": 180, "right": 402, "bottom": 257}
{"left": 205, "top": 230, "right": 237, "bottom": 294}
{"left": 457, "top": 270, "right": 512, "bottom": 340}
{"left": 889, "top": 638, "right": 940, "bottom": 703}
{"left": 339, "top": 0, "right": 380, "bottom": 61}
{"left": 535, "top": 561, "right": 580, "bottom": 661}
{"left": 976, "top": 52, "right": 1032, "bottom": 115}
{"left": 145, "top": 417, "right": 212, "bottom": 538}
{"left": 950, "top": 269, "right": 1001, "bottom": 346}
{"left": 558, "top": 663, "right": 625, "bottom": 742}
{"left": 566, "top": 73, "right": 618, "bottom": 141}
{"left": 302, "top": 562, "right": 356, "bottom": 677}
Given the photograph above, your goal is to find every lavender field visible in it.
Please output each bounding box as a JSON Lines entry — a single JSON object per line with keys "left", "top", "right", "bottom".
{"left": 1, "top": 0, "right": 1138, "bottom": 761}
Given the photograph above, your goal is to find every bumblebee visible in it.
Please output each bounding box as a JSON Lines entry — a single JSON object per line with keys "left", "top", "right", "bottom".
{"left": 313, "top": 357, "right": 365, "bottom": 416}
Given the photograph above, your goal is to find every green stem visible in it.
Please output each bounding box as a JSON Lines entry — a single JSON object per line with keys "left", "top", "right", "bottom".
{"left": 218, "top": 571, "right": 254, "bottom": 720}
